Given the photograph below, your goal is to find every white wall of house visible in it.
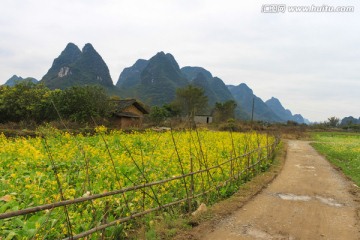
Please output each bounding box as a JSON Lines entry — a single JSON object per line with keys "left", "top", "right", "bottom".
{"left": 194, "top": 115, "right": 213, "bottom": 124}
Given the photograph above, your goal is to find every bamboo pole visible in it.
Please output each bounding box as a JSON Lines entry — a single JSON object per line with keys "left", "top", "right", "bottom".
{"left": 42, "top": 137, "right": 73, "bottom": 239}
{"left": 62, "top": 152, "right": 273, "bottom": 240}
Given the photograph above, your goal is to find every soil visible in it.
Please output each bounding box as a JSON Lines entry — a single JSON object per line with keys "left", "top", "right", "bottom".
{"left": 174, "top": 140, "right": 360, "bottom": 240}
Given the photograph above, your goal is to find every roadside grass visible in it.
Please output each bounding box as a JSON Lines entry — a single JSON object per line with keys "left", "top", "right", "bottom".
{"left": 311, "top": 132, "right": 360, "bottom": 186}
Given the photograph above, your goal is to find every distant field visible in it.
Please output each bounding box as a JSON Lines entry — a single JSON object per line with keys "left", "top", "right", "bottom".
{"left": 311, "top": 132, "right": 360, "bottom": 186}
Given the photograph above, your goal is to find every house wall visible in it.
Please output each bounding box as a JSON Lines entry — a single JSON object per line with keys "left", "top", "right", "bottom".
{"left": 194, "top": 116, "right": 213, "bottom": 124}
{"left": 121, "top": 117, "right": 142, "bottom": 128}
{"left": 111, "top": 117, "right": 143, "bottom": 129}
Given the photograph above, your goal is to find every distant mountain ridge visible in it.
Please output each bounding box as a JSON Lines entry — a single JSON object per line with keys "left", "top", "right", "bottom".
{"left": 138, "top": 52, "right": 188, "bottom": 105}
{"left": 265, "top": 97, "right": 307, "bottom": 124}
{"left": 115, "top": 52, "right": 234, "bottom": 107}
{"left": 227, "top": 85, "right": 307, "bottom": 123}
{"left": 181, "top": 66, "right": 234, "bottom": 105}
{"left": 116, "top": 52, "right": 309, "bottom": 123}
{"left": 116, "top": 51, "right": 188, "bottom": 105}
{"left": 116, "top": 59, "right": 148, "bottom": 89}
{"left": 341, "top": 116, "right": 360, "bottom": 125}
{"left": 191, "top": 72, "right": 218, "bottom": 107}
{"left": 227, "top": 84, "right": 283, "bottom": 122}
{"left": 3, "top": 75, "right": 38, "bottom": 86}
{"left": 7, "top": 42, "right": 309, "bottom": 123}
{"left": 41, "top": 43, "right": 114, "bottom": 89}
{"left": 265, "top": 97, "right": 293, "bottom": 121}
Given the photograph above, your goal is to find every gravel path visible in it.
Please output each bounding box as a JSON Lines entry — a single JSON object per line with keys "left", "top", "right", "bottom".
{"left": 200, "top": 140, "right": 360, "bottom": 240}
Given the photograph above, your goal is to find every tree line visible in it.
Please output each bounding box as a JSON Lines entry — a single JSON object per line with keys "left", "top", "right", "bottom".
{"left": 0, "top": 82, "right": 110, "bottom": 123}
{"left": 0, "top": 82, "right": 237, "bottom": 126}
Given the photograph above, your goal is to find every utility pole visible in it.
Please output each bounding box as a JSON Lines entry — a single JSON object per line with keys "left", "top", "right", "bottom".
{"left": 251, "top": 97, "right": 255, "bottom": 129}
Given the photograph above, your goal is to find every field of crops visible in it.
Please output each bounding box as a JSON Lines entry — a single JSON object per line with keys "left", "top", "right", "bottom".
{"left": 0, "top": 127, "right": 277, "bottom": 239}
{"left": 312, "top": 132, "right": 360, "bottom": 186}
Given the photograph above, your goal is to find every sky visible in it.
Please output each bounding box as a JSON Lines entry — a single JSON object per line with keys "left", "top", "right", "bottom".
{"left": 1, "top": 0, "right": 359, "bottom": 122}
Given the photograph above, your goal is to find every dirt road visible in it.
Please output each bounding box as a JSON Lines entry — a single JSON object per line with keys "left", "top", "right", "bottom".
{"left": 200, "top": 140, "right": 360, "bottom": 240}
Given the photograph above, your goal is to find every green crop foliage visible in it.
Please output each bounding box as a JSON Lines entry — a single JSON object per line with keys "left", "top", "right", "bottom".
{"left": 311, "top": 132, "right": 360, "bottom": 186}
{"left": 0, "top": 128, "right": 276, "bottom": 239}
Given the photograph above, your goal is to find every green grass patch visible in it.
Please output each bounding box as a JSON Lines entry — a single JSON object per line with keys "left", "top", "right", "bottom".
{"left": 311, "top": 132, "right": 360, "bottom": 186}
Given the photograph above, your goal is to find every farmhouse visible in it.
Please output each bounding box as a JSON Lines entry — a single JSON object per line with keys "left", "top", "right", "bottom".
{"left": 111, "top": 99, "right": 148, "bottom": 128}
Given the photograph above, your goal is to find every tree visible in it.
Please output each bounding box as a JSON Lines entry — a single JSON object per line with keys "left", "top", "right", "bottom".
{"left": 163, "top": 103, "right": 181, "bottom": 117}
{"left": 51, "top": 85, "right": 111, "bottom": 122}
{"left": 0, "top": 84, "right": 112, "bottom": 124}
{"left": 327, "top": 116, "right": 340, "bottom": 127}
{"left": 213, "top": 100, "right": 237, "bottom": 123}
{"left": 0, "top": 82, "right": 52, "bottom": 123}
{"left": 172, "top": 85, "right": 208, "bottom": 123}
{"left": 149, "top": 106, "right": 170, "bottom": 126}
